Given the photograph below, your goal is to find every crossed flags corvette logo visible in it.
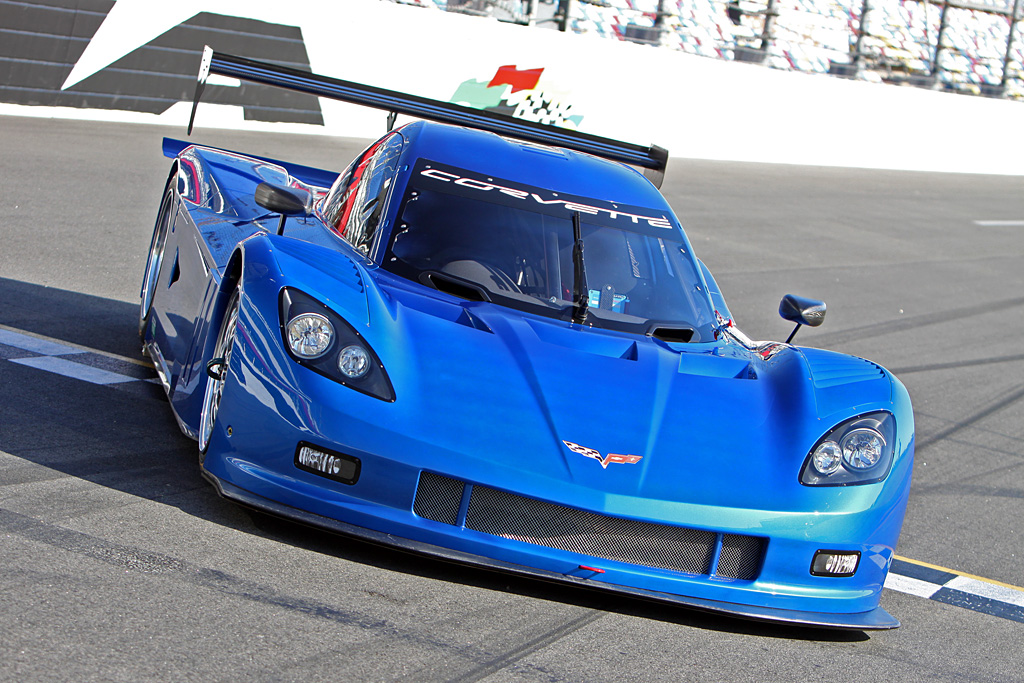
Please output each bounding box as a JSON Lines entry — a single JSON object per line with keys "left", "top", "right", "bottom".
{"left": 562, "top": 441, "right": 643, "bottom": 469}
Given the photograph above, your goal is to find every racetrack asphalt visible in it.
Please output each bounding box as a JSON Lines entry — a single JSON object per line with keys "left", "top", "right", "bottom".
{"left": 1, "top": 115, "right": 1022, "bottom": 682}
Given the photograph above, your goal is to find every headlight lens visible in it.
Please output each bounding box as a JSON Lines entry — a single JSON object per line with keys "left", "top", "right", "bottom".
{"left": 811, "top": 441, "right": 843, "bottom": 475}
{"left": 279, "top": 288, "right": 395, "bottom": 402}
{"left": 338, "top": 344, "right": 370, "bottom": 379}
{"left": 286, "top": 313, "right": 334, "bottom": 358}
{"left": 800, "top": 412, "right": 896, "bottom": 486}
{"left": 842, "top": 428, "right": 885, "bottom": 469}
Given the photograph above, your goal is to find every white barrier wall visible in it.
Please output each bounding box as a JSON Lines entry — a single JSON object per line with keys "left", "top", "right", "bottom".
{"left": 5, "top": 0, "right": 1024, "bottom": 174}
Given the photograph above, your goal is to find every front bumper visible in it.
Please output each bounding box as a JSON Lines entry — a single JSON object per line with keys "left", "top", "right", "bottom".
{"left": 203, "top": 470, "right": 899, "bottom": 630}
{"left": 201, "top": 360, "right": 910, "bottom": 630}
{"left": 197, "top": 281, "right": 912, "bottom": 631}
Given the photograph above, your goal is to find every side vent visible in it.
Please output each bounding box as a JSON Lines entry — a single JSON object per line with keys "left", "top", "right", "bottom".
{"left": 169, "top": 249, "right": 180, "bottom": 286}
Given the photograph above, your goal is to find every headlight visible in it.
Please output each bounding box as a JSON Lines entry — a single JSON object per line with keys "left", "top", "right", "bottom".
{"left": 810, "top": 441, "right": 842, "bottom": 475}
{"left": 279, "top": 288, "right": 395, "bottom": 402}
{"left": 285, "top": 313, "right": 334, "bottom": 358}
{"left": 842, "top": 428, "right": 885, "bottom": 469}
{"left": 800, "top": 412, "right": 896, "bottom": 486}
{"left": 338, "top": 344, "right": 370, "bottom": 379}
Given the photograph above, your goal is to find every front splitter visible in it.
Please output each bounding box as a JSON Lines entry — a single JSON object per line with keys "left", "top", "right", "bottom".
{"left": 202, "top": 469, "right": 899, "bottom": 631}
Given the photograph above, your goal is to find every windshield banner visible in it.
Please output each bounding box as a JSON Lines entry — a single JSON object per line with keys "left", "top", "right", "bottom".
{"left": 410, "top": 159, "right": 676, "bottom": 238}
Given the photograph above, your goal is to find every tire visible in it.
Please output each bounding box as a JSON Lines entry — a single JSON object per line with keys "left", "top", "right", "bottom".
{"left": 139, "top": 188, "right": 175, "bottom": 338}
{"left": 199, "top": 289, "right": 240, "bottom": 455}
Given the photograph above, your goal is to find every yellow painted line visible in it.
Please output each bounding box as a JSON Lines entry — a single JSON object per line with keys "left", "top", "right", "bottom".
{"left": 895, "top": 555, "right": 1024, "bottom": 593}
{"left": 0, "top": 323, "right": 154, "bottom": 368}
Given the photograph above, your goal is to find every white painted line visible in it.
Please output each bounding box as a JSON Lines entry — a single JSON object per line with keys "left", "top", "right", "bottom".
{"left": 0, "top": 324, "right": 153, "bottom": 368}
{"left": 945, "top": 576, "right": 1024, "bottom": 608}
{"left": 11, "top": 356, "right": 139, "bottom": 385}
{"left": 0, "top": 329, "right": 85, "bottom": 356}
{"left": 973, "top": 220, "right": 1024, "bottom": 226}
{"left": 884, "top": 572, "right": 942, "bottom": 599}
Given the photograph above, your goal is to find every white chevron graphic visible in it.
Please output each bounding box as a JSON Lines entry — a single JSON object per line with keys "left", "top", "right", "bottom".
{"left": 60, "top": 0, "right": 300, "bottom": 90}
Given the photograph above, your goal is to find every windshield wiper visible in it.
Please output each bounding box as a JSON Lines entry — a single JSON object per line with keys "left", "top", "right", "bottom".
{"left": 571, "top": 211, "right": 589, "bottom": 325}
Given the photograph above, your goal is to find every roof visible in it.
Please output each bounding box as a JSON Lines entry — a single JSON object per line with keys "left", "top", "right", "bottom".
{"left": 398, "top": 121, "right": 672, "bottom": 210}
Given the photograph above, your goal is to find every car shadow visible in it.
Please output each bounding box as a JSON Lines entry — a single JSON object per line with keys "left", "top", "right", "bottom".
{"left": 0, "top": 277, "right": 870, "bottom": 643}
{"left": 247, "top": 510, "right": 871, "bottom": 642}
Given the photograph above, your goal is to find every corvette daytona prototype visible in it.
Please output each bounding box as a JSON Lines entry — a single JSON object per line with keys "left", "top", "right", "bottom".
{"left": 140, "top": 49, "right": 914, "bottom": 630}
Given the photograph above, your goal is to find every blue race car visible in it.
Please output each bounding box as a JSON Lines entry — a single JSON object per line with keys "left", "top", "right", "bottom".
{"left": 141, "top": 49, "right": 914, "bottom": 630}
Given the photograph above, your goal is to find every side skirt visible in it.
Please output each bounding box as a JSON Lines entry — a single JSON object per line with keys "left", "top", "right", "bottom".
{"left": 145, "top": 340, "right": 198, "bottom": 441}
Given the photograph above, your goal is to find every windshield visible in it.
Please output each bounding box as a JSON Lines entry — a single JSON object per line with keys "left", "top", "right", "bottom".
{"left": 383, "top": 159, "right": 716, "bottom": 340}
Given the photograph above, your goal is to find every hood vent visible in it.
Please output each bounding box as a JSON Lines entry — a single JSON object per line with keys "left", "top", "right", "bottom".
{"left": 802, "top": 349, "right": 885, "bottom": 389}
{"left": 424, "top": 271, "right": 489, "bottom": 303}
{"left": 527, "top": 319, "right": 639, "bottom": 361}
{"left": 456, "top": 307, "right": 494, "bottom": 334}
{"left": 648, "top": 325, "right": 695, "bottom": 343}
{"left": 677, "top": 353, "right": 754, "bottom": 380}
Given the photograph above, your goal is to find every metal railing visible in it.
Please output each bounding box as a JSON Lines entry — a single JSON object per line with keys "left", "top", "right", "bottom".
{"left": 395, "top": 0, "right": 1024, "bottom": 99}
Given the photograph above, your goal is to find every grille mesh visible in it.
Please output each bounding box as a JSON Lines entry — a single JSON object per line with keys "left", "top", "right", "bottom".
{"left": 413, "top": 472, "right": 464, "bottom": 525}
{"left": 716, "top": 534, "right": 766, "bottom": 580}
{"left": 412, "top": 473, "right": 766, "bottom": 581}
{"left": 465, "top": 485, "right": 717, "bottom": 575}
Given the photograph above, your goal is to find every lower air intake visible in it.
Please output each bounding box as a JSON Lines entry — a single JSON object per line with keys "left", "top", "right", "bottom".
{"left": 466, "top": 485, "right": 719, "bottom": 575}
{"left": 412, "top": 474, "right": 766, "bottom": 580}
{"left": 717, "top": 534, "right": 766, "bottom": 580}
{"left": 413, "top": 472, "right": 464, "bottom": 526}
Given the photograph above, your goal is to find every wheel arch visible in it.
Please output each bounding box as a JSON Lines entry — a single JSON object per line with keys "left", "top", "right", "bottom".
{"left": 139, "top": 159, "right": 183, "bottom": 339}
{"left": 195, "top": 239, "right": 284, "bottom": 455}
{"left": 204, "top": 238, "right": 279, "bottom": 367}
{"left": 202, "top": 247, "right": 246, "bottom": 362}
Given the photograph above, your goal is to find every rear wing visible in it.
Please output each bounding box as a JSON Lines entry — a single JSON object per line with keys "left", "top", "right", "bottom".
{"left": 187, "top": 46, "right": 668, "bottom": 188}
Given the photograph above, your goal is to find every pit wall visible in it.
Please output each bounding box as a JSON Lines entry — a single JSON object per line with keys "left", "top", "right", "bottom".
{"left": 2, "top": 0, "right": 1022, "bottom": 174}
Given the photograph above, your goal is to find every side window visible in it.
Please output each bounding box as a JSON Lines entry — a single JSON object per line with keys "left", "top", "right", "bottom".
{"left": 319, "top": 142, "right": 380, "bottom": 235}
{"left": 319, "top": 133, "right": 404, "bottom": 254}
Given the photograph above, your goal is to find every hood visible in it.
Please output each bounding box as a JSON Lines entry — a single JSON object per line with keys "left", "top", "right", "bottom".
{"left": 353, "top": 276, "right": 896, "bottom": 514}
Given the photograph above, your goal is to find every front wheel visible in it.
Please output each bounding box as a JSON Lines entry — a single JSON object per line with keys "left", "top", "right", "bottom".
{"left": 199, "top": 289, "right": 240, "bottom": 455}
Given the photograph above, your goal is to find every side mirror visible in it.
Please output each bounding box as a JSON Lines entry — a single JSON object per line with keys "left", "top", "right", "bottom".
{"left": 255, "top": 182, "right": 311, "bottom": 235}
{"left": 779, "top": 294, "right": 826, "bottom": 344}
